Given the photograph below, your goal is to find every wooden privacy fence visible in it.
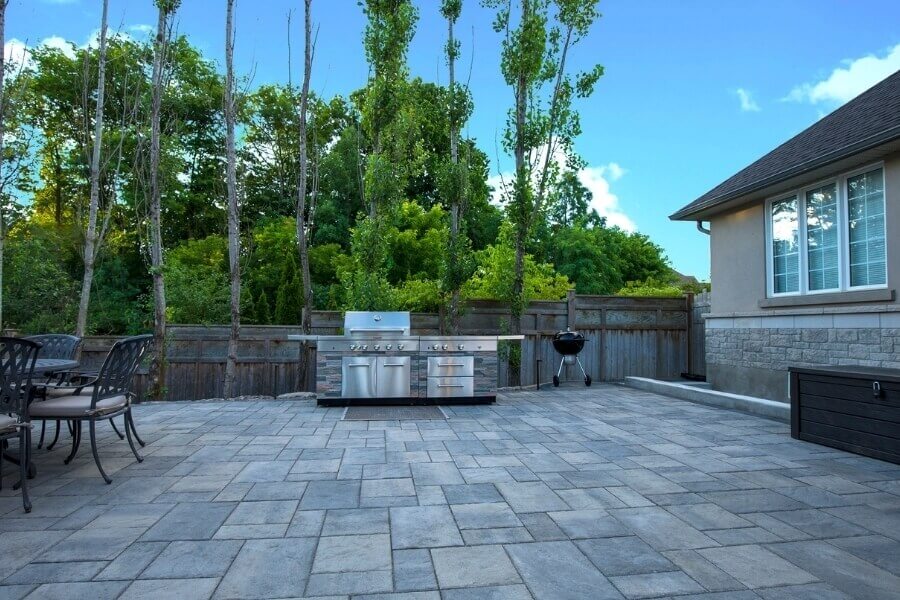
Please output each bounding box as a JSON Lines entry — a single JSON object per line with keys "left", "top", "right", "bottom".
{"left": 80, "top": 293, "right": 707, "bottom": 401}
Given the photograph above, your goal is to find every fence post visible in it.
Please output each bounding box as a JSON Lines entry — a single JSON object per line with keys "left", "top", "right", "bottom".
{"left": 566, "top": 289, "right": 576, "bottom": 329}
{"left": 685, "top": 292, "right": 694, "bottom": 377}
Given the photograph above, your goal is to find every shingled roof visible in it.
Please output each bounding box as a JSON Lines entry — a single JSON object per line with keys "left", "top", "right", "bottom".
{"left": 671, "top": 69, "right": 900, "bottom": 221}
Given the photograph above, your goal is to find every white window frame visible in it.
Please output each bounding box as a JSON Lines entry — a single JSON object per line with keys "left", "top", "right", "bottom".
{"left": 764, "top": 162, "right": 887, "bottom": 298}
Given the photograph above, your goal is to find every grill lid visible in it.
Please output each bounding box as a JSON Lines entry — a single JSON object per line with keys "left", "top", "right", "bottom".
{"left": 552, "top": 328, "right": 586, "bottom": 355}
{"left": 343, "top": 311, "right": 411, "bottom": 337}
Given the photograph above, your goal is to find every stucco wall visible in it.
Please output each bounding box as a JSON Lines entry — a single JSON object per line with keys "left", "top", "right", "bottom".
{"left": 709, "top": 204, "right": 766, "bottom": 313}
{"left": 708, "top": 151, "right": 899, "bottom": 314}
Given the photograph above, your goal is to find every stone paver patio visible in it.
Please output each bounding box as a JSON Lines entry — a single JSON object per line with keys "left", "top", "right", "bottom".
{"left": 1, "top": 385, "right": 899, "bottom": 599}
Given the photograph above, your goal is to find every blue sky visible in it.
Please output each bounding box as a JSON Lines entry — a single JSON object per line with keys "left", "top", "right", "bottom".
{"left": 7, "top": 0, "right": 900, "bottom": 279}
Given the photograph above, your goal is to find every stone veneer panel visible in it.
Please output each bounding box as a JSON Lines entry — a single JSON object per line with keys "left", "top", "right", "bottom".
{"left": 705, "top": 326, "right": 900, "bottom": 401}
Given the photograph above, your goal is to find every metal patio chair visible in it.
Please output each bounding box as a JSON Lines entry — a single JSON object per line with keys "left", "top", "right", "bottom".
{"left": 0, "top": 337, "right": 40, "bottom": 513}
{"left": 29, "top": 334, "right": 152, "bottom": 484}
{"left": 25, "top": 334, "right": 82, "bottom": 448}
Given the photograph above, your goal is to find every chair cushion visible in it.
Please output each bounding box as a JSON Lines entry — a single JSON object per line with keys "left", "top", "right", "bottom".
{"left": 30, "top": 394, "right": 127, "bottom": 418}
{"left": 0, "top": 415, "right": 19, "bottom": 433}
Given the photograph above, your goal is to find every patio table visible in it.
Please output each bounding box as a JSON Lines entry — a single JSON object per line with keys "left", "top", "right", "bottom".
{"left": 33, "top": 358, "right": 80, "bottom": 376}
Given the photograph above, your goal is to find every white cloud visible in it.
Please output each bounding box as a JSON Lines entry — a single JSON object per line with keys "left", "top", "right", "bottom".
{"left": 603, "top": 162, "right": 626, "bottom": 182}
{"left": 487, "top": 153, "right": 636, "bottom": 232}
{"left": 735, "top": 87, "right": 760, "bottom": 112}
{"left": 4, "top": 39, "right": 32, "bottom": 72}
{"left": 129, "top": 24, "right": 155, "bottom": 37}
{"left": 40, "top": 35, "right": 76, "bottom": 57}
{"left": 577, "top": 164, "right": 635, "bottom": 231}
{"left": 786, "top": 43, "right": 900, "bottom": 105}
{"left": 4, "top": 35, "right": 77, "bottom": 72}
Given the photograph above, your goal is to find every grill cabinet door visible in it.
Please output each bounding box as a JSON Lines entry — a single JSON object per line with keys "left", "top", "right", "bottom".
{"left": 342, "top": 356, "right": 376, "bottom": 398}
{"left": 376, "top": 356, "right": 411, "bottom": 398}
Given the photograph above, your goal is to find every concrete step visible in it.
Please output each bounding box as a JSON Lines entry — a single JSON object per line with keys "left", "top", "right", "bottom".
{"left": 624, "top": 377, "right": 789, "bottom": 422}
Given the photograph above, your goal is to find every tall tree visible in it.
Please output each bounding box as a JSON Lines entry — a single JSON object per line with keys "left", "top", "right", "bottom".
{"left": 340, "top": 0, "right": 417, "bottom": 308}
{"left": 296, "top": 0, "right": 314, "bottom": 336}
{"left": 148, "top": 0, "right": 180, "bottom": 400}
{"left": 0, "top": 0, "right": 8, "bottom": 331}
{"left": 483, "top": 0, "right": 603, "bottom": 361}
{"left": 223, "top": 0, "right": 241, "bottom": 398}
{"left": 360, "top": 0, "right": 417, "bottom": 221}
{"left": 75, "top": 0, "right": 110, "bottom": 336}
{"left": 440, "top": 0, "right": 473, "bottom": 333}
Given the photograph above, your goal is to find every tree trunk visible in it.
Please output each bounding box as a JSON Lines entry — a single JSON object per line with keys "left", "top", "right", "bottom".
{"left": 223, "top": 0, "right": 241, "bottom": 399}
{"left": 296, "top": 0, "right": 315, "bottom": 391}
{"left": 447, "top": 9, "right": 461, "bottom": 335}
{"left": 508, "top": 0, "right": 531, "bottom": 387}
{"left": 53, "top": 146, "right": 63, "bottom": 225}
{"left": 75, "top": 0, "right": 109, "bottom": 337}
{"left": 297, "top": 0, "right": 313, "bottom": 336}
{"left": 0, "top": 0, "right": 7, "bottom": 332}
{"left": 148, "top": 1, "right": 172, "bottom": 400}
{"left": 511, "top": 27, "right": 528, "bottom": 336}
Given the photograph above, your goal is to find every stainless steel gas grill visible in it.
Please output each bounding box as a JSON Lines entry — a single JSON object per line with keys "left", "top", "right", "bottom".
{"left": 289, "top": 311, "right": 520, "bottom": 406}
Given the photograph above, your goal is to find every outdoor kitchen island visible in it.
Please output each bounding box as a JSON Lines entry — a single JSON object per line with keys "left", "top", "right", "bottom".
{"left": 289, "top": 311, "right": 522, "bottom": 406}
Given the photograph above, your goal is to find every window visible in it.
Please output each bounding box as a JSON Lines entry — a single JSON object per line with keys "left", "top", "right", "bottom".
{"left": 766, "top": 165, "right": 887, "bottom": 297}
{"left": 805, "top": 183, "right": 839, "bottom": 291}
{"left": 771, "top": 197, "right": 800, "bottom": 294}
{"left": 847, "top": 169, "right": 886, "bottom": 287}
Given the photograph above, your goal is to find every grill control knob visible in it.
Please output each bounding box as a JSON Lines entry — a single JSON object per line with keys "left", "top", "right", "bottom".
{"left": 458, "top": 344, "right": 465, "bottom": 350}
{"left": 349, "top": 344, "right": 356, "bottom": 351}
{"left": 432, "top": 344, "right": 439, "bottom": 350}
{"left": 362, "top": 345, "right": 368, "bottom": 351}
{"left": 385, "top": 344, "right": 392, "bottom": 350}
{"left": 397, "top": 344, "right": 404, "bottom": 350}
{"left": 374, "top": 344, "right": 380, "bottom": 350}
{"left": 442, "top": 344, "right": 448, "bottom": 350}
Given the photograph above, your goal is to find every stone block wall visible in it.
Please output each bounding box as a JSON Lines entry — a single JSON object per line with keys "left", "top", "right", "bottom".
{"left": 706, "top": 323, "right": 900, "bottom": 402}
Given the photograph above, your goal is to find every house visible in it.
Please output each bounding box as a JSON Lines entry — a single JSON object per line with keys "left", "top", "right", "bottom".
{"left": 671, "top": 69, "right": 900, "bottom": 402}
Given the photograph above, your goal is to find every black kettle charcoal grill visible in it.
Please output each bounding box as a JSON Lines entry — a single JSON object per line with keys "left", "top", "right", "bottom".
{"left": 551, "top": 328, "right": 592, "bottom": 387}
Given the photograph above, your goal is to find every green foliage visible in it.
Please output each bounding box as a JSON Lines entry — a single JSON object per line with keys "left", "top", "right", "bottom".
{"left": 396, "top": 279, "right": 444, "bottom": 312}
{"left": 386, "top": 201, "right": 448, "bottom": 283}
{"left": 3, "top": 226, "right": 79, "bottom": 333}
{"left": 544, "top": 220, "right": 673, "bottom": 295}
{"left": 273, "top": 274, "right": 304, "bottom": 325}
{"left": 339, "top": 201, "right": 448, "bottom": 311}
{"left": 360, "top": 0, "right": 419, "bottom": 219}
{"left": 164, "top": 236, "right": 230, "bottom": 324}
{"left": 340, "top": 269, "right": 398, "bottom": 311}
{"left": 617, "top": 278, "right": 683, "bottom": 298}
{"left": 89, "top": 255, "right": 146, "bottom": 334}
{"left": 463, "top": 223, "right": 571, "bottom": 302}
{"left": 547, "top": 221, "right": 622, "bottom": 294}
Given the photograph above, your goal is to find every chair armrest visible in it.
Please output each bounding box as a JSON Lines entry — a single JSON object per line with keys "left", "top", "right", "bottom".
{"left": 32, "top": 379, "right": 96, "bottom": 397}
